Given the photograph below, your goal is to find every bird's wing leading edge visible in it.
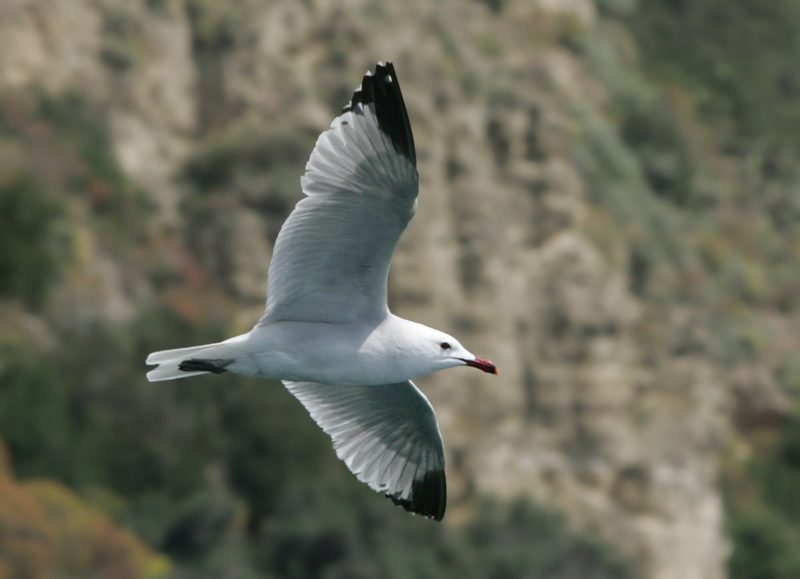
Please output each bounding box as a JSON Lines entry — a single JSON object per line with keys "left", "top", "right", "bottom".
{"left": 284, "top": 380, "right": 446, "bottom": 521}
{"left": 260, "top": 62, "right": 418, "bottom": 325}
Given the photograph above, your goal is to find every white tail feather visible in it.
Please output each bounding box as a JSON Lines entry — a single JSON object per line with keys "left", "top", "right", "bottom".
{"left": 146, "top": 343, "right": 220, "bottom": 365}
{"left": 146, "top": 342, "right": 221, "bottom": 382}
{"left": 146, "top": 363, "right": 208, "bottom": 382}
{"left": 145, "top": 334, "right": 251, "bottom": 383}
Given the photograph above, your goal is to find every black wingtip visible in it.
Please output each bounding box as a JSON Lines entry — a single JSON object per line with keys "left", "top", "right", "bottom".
{"left": 387, "top": 469, "right": 447, "bottom": 521}
{"left": 342, "top": 62, "right": 417, "bottom": 166}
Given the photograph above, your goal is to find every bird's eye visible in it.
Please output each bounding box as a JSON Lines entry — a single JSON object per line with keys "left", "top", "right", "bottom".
{"left": 440, "top": 342, "right": 452, "bottom": 350}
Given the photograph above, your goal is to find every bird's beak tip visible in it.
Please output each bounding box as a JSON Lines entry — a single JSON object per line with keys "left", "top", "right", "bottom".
{"left": 463, "top": 356, "right": 498, "bottom": 375}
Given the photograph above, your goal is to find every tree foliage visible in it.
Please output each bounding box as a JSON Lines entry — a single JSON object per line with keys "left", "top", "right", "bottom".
{"left": 0, "top": 453, "right": 169, "bottom": 579}
{"left": 0, "top": 175, "right": 60, "bottom": 307}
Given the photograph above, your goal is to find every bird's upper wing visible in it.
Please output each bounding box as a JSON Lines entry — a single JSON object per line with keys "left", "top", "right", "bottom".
{"left": 284, "top": 380, "right": 446, "bottom": 521}
{"left": 260, "top": 62, "right": 418, "bottom": 325}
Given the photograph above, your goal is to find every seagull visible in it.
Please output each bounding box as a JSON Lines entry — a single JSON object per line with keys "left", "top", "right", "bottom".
{"left": 145, "top": 62, "right": 497, "bottom": 521}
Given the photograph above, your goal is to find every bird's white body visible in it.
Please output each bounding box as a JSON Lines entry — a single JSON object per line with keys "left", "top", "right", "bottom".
{"left": 145, "top": 63, "right": 495, "bottom": 520}
{"left": 198, "top": 315, "right": 467, "bottom": 386}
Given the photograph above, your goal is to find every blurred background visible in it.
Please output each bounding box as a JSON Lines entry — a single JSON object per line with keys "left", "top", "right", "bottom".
{"left": 1, "top": 0, "right": 799, "bottom": 578}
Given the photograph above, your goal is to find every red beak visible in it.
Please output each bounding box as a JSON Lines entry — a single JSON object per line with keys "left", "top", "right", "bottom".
{"left": 463, "top": 357, "right": 498, "bottom": 375}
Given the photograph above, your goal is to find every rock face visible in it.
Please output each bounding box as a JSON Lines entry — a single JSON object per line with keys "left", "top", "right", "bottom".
{"left": 2, "top": 1, "right": 797, "bottom": 578}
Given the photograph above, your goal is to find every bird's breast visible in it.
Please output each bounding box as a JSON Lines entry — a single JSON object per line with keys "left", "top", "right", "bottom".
{"left": 246, "top": 320, "right": 416, "bottom": 386}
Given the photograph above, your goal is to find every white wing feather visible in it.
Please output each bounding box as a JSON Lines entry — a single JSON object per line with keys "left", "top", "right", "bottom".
{"left": 285, "top": 380, "right": 447, "bottom": 520}
{"left": 260, "top": 64, "right": 418, "bottom": 324}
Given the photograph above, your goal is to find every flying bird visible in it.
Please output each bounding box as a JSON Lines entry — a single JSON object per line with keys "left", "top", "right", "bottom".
{"left": 146, "top": 62, "right": 497, "bottom": 521}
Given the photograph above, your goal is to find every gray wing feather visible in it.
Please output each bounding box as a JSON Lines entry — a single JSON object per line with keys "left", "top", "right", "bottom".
{"left": 261, "top": 63, "right": 418, "bottom": 325}
{"left": 284, "top": 380, "right": 446, "bottom": 520}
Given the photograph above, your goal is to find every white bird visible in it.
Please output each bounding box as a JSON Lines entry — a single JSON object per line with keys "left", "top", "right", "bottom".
{"left": 145, "top": 62, "right": 497, "bottom": 521}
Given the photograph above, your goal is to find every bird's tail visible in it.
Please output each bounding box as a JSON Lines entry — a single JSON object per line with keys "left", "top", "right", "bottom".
{"left": 145, "top": 342, "right": 227, "bottom": 382}
{"left": 146, "top": 333, "right": 252, "bottom": 382}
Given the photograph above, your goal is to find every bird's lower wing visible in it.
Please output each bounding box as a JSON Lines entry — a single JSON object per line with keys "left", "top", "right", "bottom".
{"left": 284, "top": 379, "right": 446, "bottom": 521}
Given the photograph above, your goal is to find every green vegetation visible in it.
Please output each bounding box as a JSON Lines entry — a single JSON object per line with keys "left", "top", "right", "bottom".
{"left": 180, "top": 122, "right": 316, "bottom": 287}
{"left": 633, "top": 1, "right": 800, "bottom": 149}
{"left": 0, "top": 469, "right": 171, "bottom": 579}
{"left": 185, "top": 0, "right": 241, "bottom": 53}
{"left": 0, "top": 90, "right": 151, "bottom": 252}
{"left": 616, "top": 95, "right": 695, "bottom": 208}
{"left": 578, "top": 3, "right": 800, "bottom": 578}
{"left": 0, "top": 175, "right": 60, "bottom": 307}
{"left": 36, "top": 91, "right": 149, "bottom": 222}
{"left": 182, "top": 124, "right": 314, "bottom": 200}
{"left": 475, "top": 0, "right": 507, "bottom": 15}
{"left": 573, "top": 3, "right": 800, "bottom": 314}
{"left": 728, "top": 506, "right": 800, "bottom": 579}
{"left": 99, "top": 4, "right": 142, "bottom": 71}
{"left": 257, "top": 493, "right": 632, "bottom": 579}
{"left": 725, "top": 419, "right": 800, "bottom": 579}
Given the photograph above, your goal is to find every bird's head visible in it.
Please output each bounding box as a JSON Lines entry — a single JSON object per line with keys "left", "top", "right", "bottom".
{"left": 424, "top": 330, "right": 498, "bottom": 376}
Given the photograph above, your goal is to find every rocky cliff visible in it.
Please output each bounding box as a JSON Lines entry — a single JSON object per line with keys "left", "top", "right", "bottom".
{"left": 2, "top": 1, "right": 799, "bottom": 578}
